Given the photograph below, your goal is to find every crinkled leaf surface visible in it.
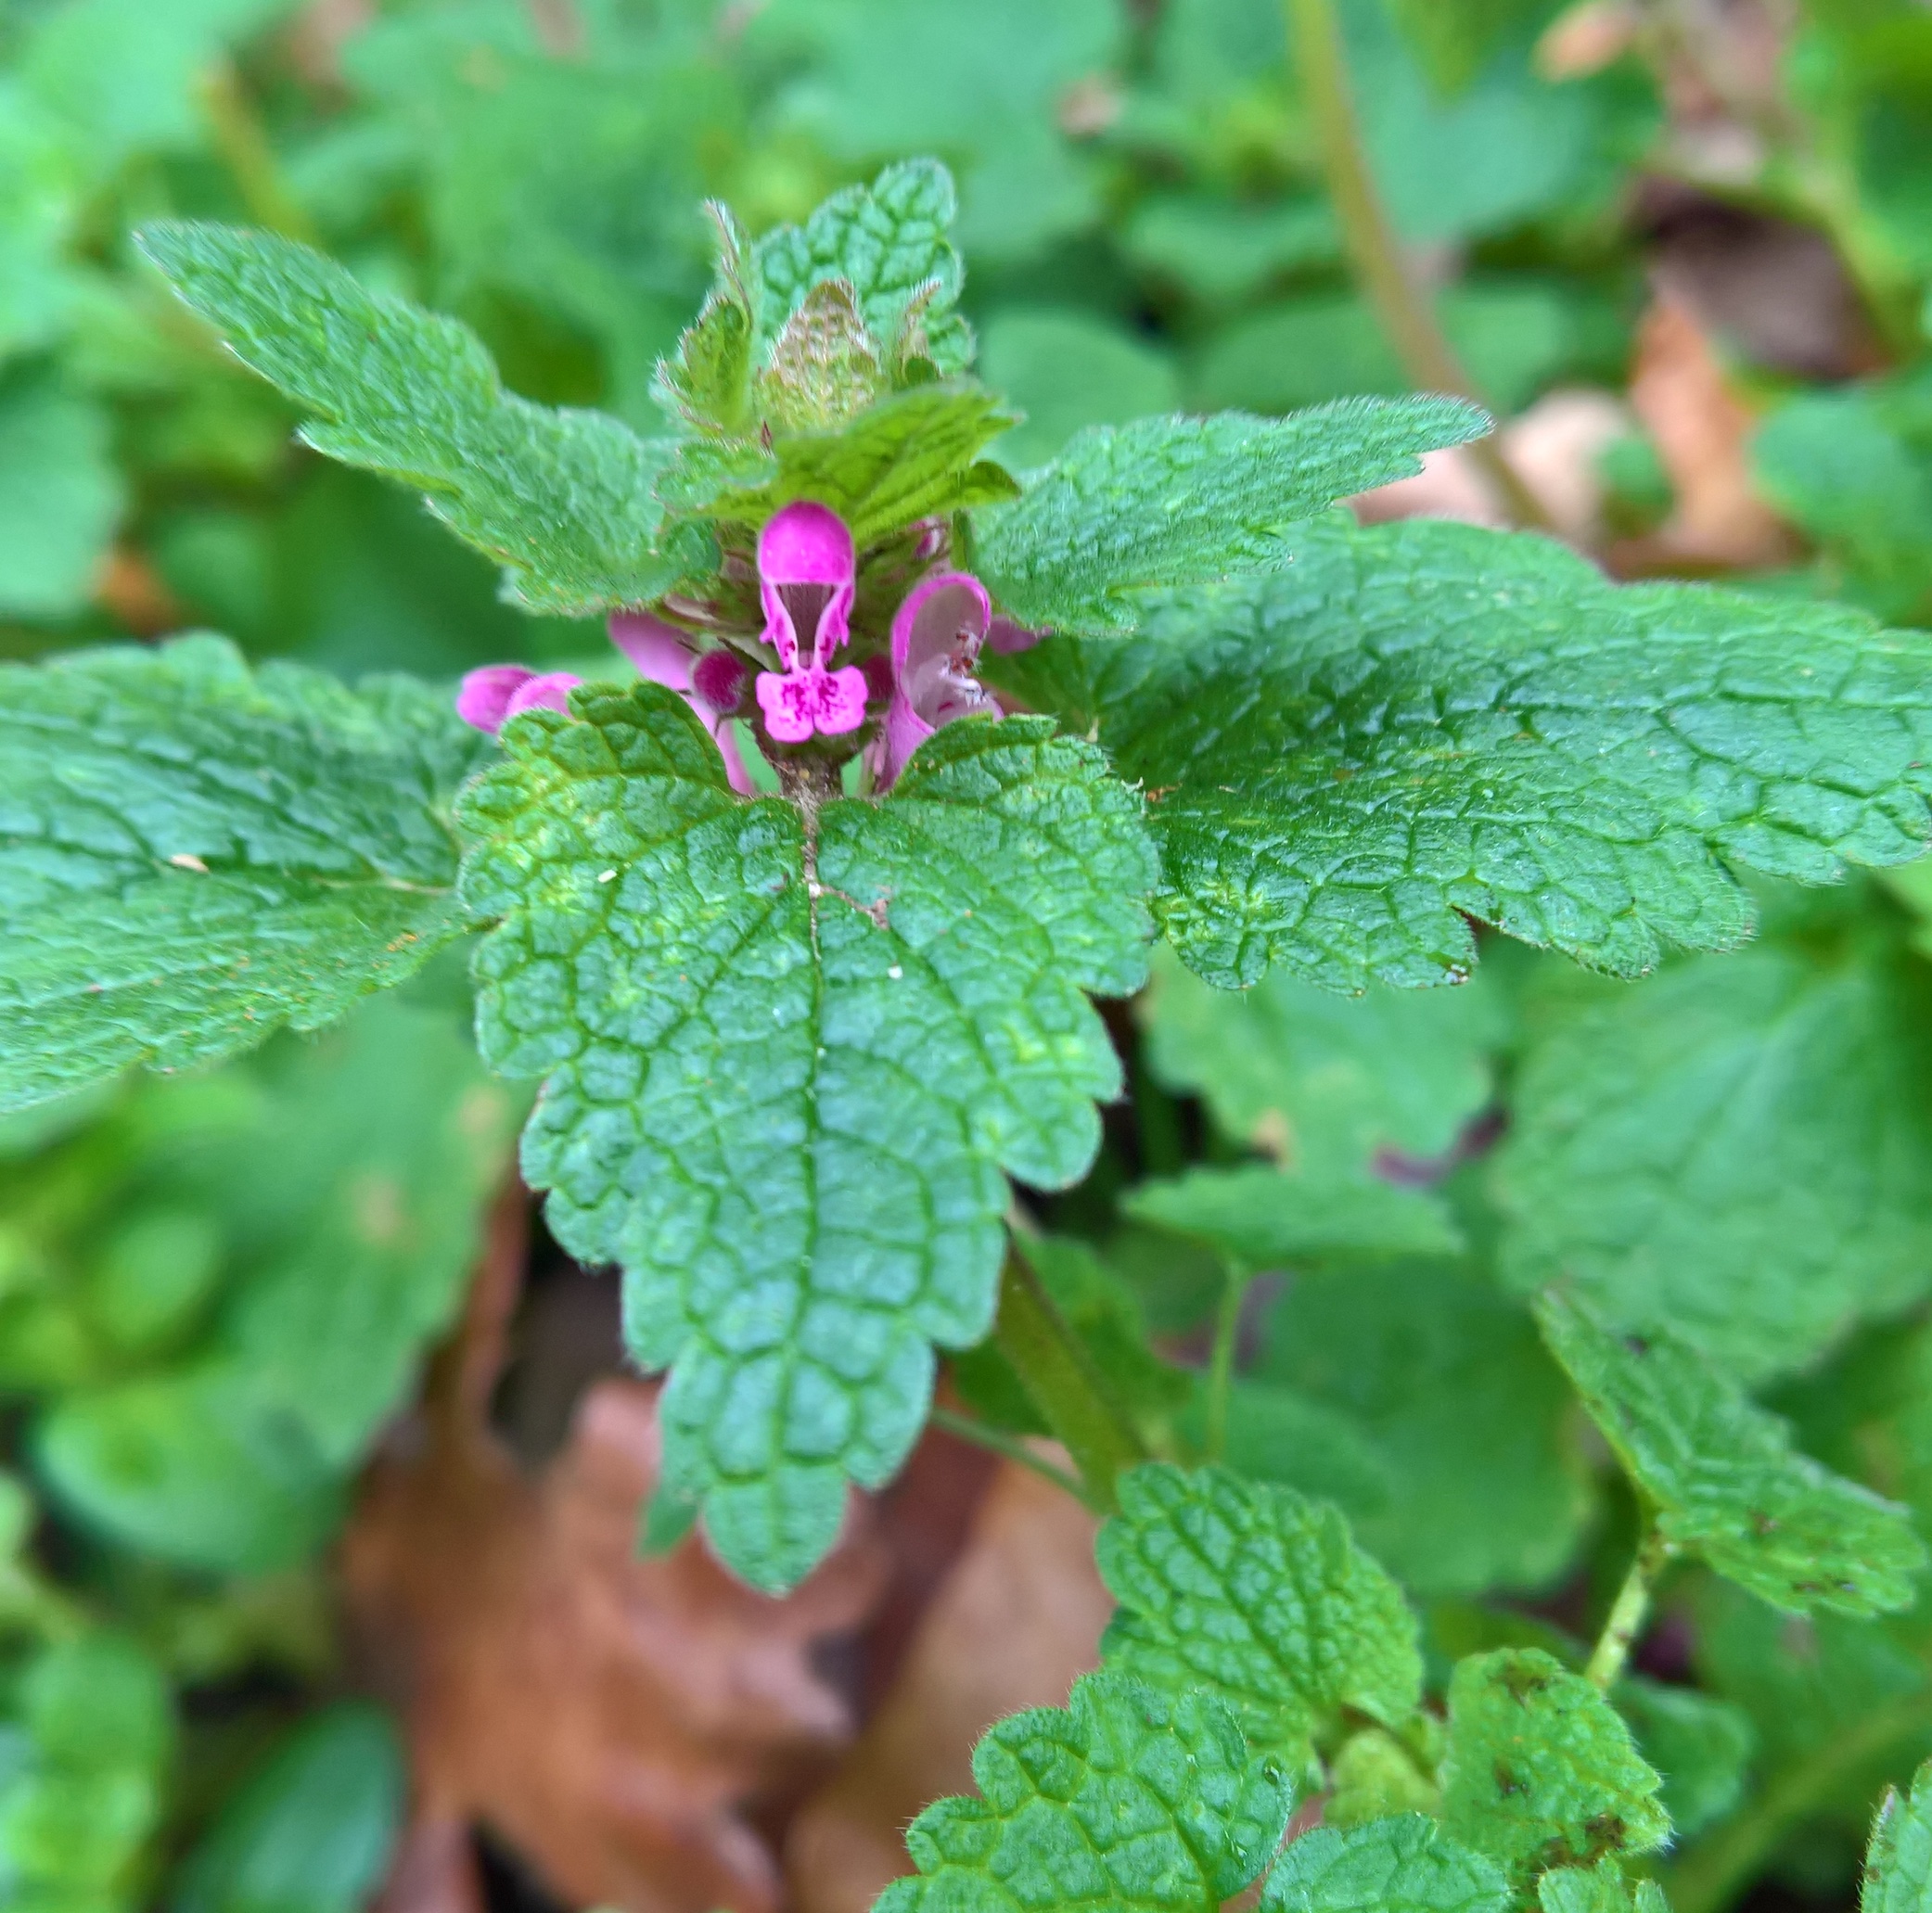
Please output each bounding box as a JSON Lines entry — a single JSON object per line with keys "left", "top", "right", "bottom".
{"left": 1537, "top": 1291, "right": 1926, "bottom": 1616}
{"left": 136, "top": 223, "right": 705, "bottom": 616}
{"left": 1441, "top": 1648, "right": 1670, "bottom": 1880}
{"left": 1260, "top": 1816, "right": 1511, "bottom": 1913}
{"left": 1494, "top": 919, "right": 1932, "bottom": 1381}
{"left": 0, "top": 635, "right": 490, "bottom": 1112}
{"left": 1097, "top": 1462, "right": 1422, "bottom": 1763}
{"left": 1537, "top": 1861, "right": 1669, "bottom": 1913}
{"left": 1141, "top": 946, "right": 1503, "bottom": 1179}
{"left": 754, "top": 158, "right": 966, "bottom": 365}
{"left": 1125, "top": 1166, "right": 1461, "bottom": 1268}
{"left": 996, "top": 516, "right": 1932, "bottom": 989}
{"left": 971, "top": 400, "right": 1487, "bottom": 637}
{"left": 872, "top": 1670, "right": 1293, "bottom": 1913}
{"left": 668, "top": 384, "right": 1017, "bottom": 546}
{"left": 458, "top": 689, "right": 1154, "bottom": 1590}
{"left": 1864, "top": 1756, "right": 1932, "bottom": 1913}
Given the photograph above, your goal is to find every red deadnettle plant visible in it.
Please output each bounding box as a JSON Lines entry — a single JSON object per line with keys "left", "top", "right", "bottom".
{"left": 7, "top": 157, "right": 1932, "bottom": 1913}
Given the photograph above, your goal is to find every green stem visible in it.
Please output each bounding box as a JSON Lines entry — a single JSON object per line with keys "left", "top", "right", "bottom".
{"left": 1204, "top": 1256, "right": 1249, "bottom": 1463}
{"left": 1664, "top": 1691, "right": 1932, "bottom": 1913}
{"left": 198, "top": 60, "right": 318, "bottom": 244}
{"left": 928, "top": 1408, "right": 1095, "bottom": 1507}
{"left": 992, "top": 1246, "right": 1147, "bottom": 1511}
{"left": 1284, "top": 0, "right": 1555, "bottom": 532}
{"left": 1585, "top": 1529, "right": 1666, "bottom": 1690}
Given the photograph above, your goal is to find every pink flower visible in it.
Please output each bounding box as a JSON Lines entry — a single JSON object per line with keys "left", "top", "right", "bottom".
{"left": 879, "top": 570, "right": 1001, "bottom": 787}
{"left": 608, "top": 612, "right": 756, "bottom": 795}
{"left": 752, "top": 502, "right": 868, "bottom": 744}
{"left": 457, "top": 618, "right": 757, "bottom": 797}
{"left": 454, "top": 666, "right": 582, "bottom": 733}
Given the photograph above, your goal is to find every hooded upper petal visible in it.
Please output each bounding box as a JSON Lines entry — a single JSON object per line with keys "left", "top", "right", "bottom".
{"left": 881, "top": 570, "right": 1000, "bottom": 784}
{"left": 758, "top": 501, "right": 855, "bottom": 672}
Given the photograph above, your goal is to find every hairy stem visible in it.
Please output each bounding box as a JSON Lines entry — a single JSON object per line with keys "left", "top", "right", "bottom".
{"left": 928, "top": 1407, "right": 1095, "bottom": 1506}
{"left": 1204, "top": 1257, "right": 1249, "bottom": 1463}
{"left": 992, "top": 1244, "right": 1147, "bottom": 1511}
{"left": 1664, "top": 1691, "right": 1932, "bottom": 1913}
{"left": 1284, "top": 0, "right": 1555, "bottom": 531}
{"left": 1586, "top": 1528, "right": 1667, "bottom": 1690}
{"left": 198, "top": 60, "right": 319, "bottom": 244}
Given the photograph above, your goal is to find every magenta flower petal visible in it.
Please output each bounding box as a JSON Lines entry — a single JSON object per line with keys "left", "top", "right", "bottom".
{"left": 606, "top": 612, "right": 758, "bottom": 796}
{"left": 691, "top": 647, "right": 749, "bottom": 715}
{"left": 503, "top": 671, "right": 582, "bottom": 720}
{"left": 881, "top": 571, "right": 1000, "bottom": 785}
{"left": 457, "top": 664, "right": 538, "bottom": 734}
{"left": 758, "top": 502, "right": 855, "bottom": 675}
{"left": 608, "top": 611, "right": 696, "bottom": 687}
{"left": 757, "top": 664, "right": 869, "bottom": 744}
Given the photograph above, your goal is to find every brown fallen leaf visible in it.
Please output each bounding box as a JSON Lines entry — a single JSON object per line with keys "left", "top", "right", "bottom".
{"left": 1352, "top": 389, "right": 1632, "bottom": 549}
{"left": 348, "top": 1190, "right": 886, "bottom": 1913}
{"left": 785, "top": 1460, "right": 1114, "bottom": 1913}
{"left": 1612, "top": 290, "right": 1796, "bottom": 575}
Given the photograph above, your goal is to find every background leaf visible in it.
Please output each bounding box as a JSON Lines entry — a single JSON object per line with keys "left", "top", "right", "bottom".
{"left": 0, "top": 636, "right": 491, "bottom": 1112}
{"left": 1538, "top": 1289, "right": 1927, "bottom": 1616}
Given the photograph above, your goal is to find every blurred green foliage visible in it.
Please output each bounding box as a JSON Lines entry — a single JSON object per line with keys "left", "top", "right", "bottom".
{"left": 6, "top": 0, "right": 1932, "bottom": 1905}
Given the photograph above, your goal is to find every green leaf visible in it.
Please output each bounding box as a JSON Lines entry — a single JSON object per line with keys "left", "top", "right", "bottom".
{"left": 173, "top": 1703, "right": 403, "bottom": 1913}
{"left": 754, "top": 158, "right": 967, "bottom": 372}
{"left": 135, "top": 222, "right": 707, "bottom": 616}
{"left": 1096, "top": 1462, "right": 1422, "bottom": 1764}
{"left": 1536, "top": 1860, "right": 1669, "bottom": 1913}
{"left": 457, "top": 689, "right": 1155, "bottom": 1591}
{"left": 1260, "top": 1816, "right": 1510, "bottom": 1913}
{"left": 1441, "top": 1648, "right": 1670, "bottom": 1880}
{"left": 35, "top": 1358, "right": 344, "bottom": 1574}
{"left": 0, "top": 366, "right": 123, "bottom": 619}
{"left": 1125, "top": 1165, "right": 1462, "bottom": 1267}
{"left": 1864, "top": 1757, "right": 1932, "bottom": 1913}
{"left": 0, "top": 635, "right": 491, "bottom": 1113}
{"left": 755, "top": 2, "right": 1121, "bottom": 260}
{"left": 1350, "top": 0, "right": 1635, "bottom": 246}
{"left": 1193, "top": 284, "right": 1591, "bottom": 419}
{"left": 206, "top": 988, "right": 518, "bottom": 1466}
{"left": 0, "top": 1632, "right": 172, "bottom": 1910}
{"left": 970, "top": 399, "right": 1489, "bottom": 637}
{"left": 871, "top": 1670, "right": 1293, "bottom": 1913}
{"left": 1494, "top": 917, "right": 1932, "bottom": 1380}
{"left": 1537, "top": 1289, "right": 1927, "bottom": 1616}
{"left": 1753, "top": 377, "right": 1932, "bottom": 626}
{"left": 1221, "top": 1382, "right": 1397, "bottom": 1520}
{"left": 1692, "top": 1575, "right": 1930, "bottom": 1823}
{"left": 979, "top": 309, "right": 1181, "bottom": 471}
{"left": 1255, "top": 1260, "right": 1590, "bottom": 1597}
{"left": 950, "top": 1234, "right": 1190, "bottom": 1444}
{"left": 997, "top": 515, "right": 1932, "bottom": 989}
{"left": 1121, "top": 193, "right": 1341, "bottom": 307}
{"left": 19, "top": 0, "right": 297, "bottom": 170}
{"left": 667, "top": 383, "right": 1018, "bottom": 547}
{"left": 1141, "top": 946, "right": 1503, "bottom": 1180}
{"left": 1613, "top": 1677, "right": 1755, "bottom": 1841}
